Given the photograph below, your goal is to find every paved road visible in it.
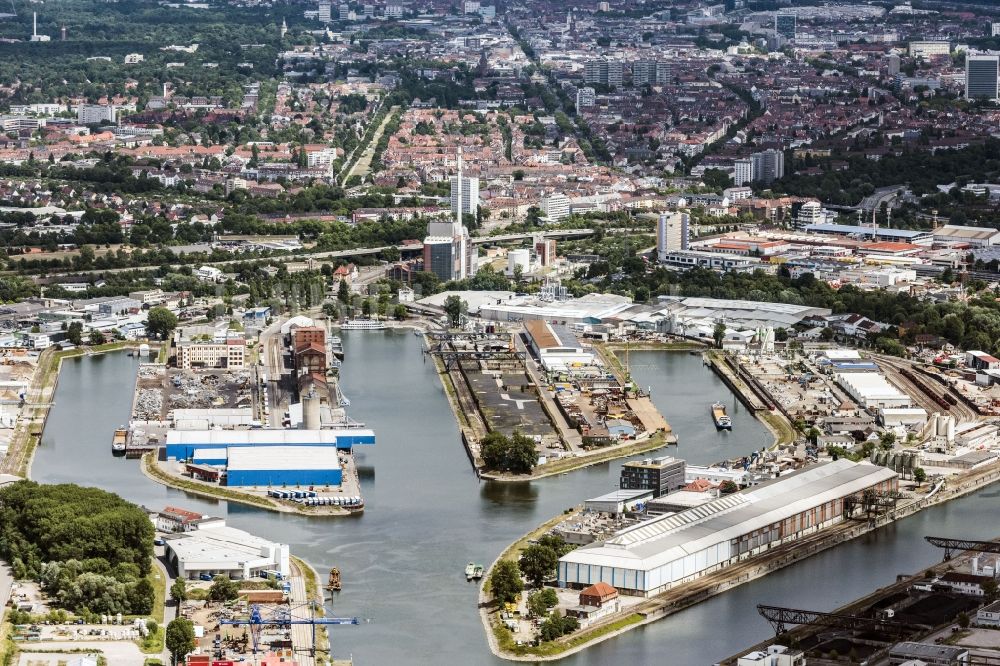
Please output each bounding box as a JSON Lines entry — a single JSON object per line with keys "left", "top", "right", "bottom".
{"left": 153, "top": 551, "right": 177, "bottom": 627}
{"left": 860, "top": 185, "right": 905, "bottom": 213}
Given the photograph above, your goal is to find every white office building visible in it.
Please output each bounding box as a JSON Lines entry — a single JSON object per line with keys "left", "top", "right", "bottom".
{"left": 734, "top": 159, "right": 753, "bottom": 187}
{"left": 318, "top": 0, "right": 331, "bottom": 22}
{"left": 450, "top": 176, "right": 479, "bottom": 217}
{"left": 541, "top": 193, "right": 570, "bottom": 221}
{"left": 796, "top": 201, "right": 823, "bottom": 228}
{"left": 656, "top": 212, "right": 689, "bottom": 260}
{"left": 77, "top": 104, "right": 117, "bottom": 125}
{"left": 738, "top": 645, "right": 805, "bottom": 666}
{"left": 909, "top": 41, "right": 950, "bottom": 58}
{"left": 576, "top": 87, "right": 596, "bottom": 109}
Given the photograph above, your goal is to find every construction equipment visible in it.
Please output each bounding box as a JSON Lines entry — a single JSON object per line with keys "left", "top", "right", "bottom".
{"left": 219, "top": 601, "right": 357, "bottom": 663}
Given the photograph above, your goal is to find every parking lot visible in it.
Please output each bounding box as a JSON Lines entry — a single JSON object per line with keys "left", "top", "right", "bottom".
{"left": 17, "top": 642, "right": 146, "bottom": 666}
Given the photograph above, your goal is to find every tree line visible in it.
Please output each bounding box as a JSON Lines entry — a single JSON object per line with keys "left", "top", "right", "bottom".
{"left": 0, "top": 481, "right": 156, "bottom": 616}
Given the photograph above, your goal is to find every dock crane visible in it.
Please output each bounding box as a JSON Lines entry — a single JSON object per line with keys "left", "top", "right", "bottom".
{"left": 925, "top": 536, "right": 1000, "bottom": 561}
{"left": 219, "top": 601, "right": 358, "bottom": 663}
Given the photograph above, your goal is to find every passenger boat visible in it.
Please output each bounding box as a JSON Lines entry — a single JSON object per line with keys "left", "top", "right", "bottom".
{"left": 465, "top": 562, "right": 476, "bottom": 580}
{"left": 111, "top": 427, "right": 127, "bottom": 455}
{"left": 711, "top": 402, "right": 732, "bottom": 430}
{"left": 340, "top": 319, "right": 386, "bottom": 331}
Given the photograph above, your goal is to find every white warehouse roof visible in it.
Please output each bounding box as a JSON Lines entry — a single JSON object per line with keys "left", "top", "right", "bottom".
{"left": 167, "top": 429, "right": 340, "bottom": 446}
{"left": 165, "top": 525, "right": 289, "bottom": 575}
{"left": 835, "top": 372, "right": 908, "bottom": 404}
{"left": 227, "top": 445, "right": 341, "bottom": 472}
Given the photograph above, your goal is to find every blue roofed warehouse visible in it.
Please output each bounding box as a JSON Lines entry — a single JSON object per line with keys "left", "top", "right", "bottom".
{"left": 165, "top": 428, "right": 374, "bottom": 460}
{"left": 224, "top": 445, "right": 342, "bottom": 487}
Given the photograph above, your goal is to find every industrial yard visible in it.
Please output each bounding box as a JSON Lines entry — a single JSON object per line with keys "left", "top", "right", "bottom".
{"left": 479, "top": 329, "right": 1000, "bottom": 660}
{"left": 427, "top": 322, "right": 676, "bottom": 478}
{"left": 128, "top": 315, "right": 375, "bottom": 514}
{"left": 724, "top": 537, "right": 1000, "bottom": 666}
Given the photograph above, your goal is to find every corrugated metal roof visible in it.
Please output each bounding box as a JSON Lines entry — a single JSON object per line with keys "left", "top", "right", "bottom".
{"left": 192, "top": 448, "right": 227, "bottom": 461}
{"left": 226, "top": 445, "right": 341, "bottom": 472}
{"left": 166, "top": 429, "right": 355, "bottom": 446}
{"left": 561, "top": 460, "right": 897, "bottom": 573}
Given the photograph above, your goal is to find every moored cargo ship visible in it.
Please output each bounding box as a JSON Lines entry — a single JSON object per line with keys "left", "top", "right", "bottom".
{"left": 711, "top": 402, "right": 732, "bottom": 430}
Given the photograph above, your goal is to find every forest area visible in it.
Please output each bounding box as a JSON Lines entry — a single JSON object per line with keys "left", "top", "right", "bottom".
{"left": 0, "top": 481, "right": 156, "bottom": 616}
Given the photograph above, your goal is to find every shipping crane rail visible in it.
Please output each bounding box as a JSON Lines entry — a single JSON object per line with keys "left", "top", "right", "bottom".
{"left": 925, "top": 536, "right": 1000, "bottom": 561}
{"left": 756, "top": 604, "right": 917, "bottom": 637}
{"left": 424, "top": 348, "right": 525, "bottom": 371}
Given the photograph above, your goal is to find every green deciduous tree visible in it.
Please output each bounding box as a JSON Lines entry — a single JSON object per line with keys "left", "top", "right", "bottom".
{"left": 519, "top": 544, "right": 559, "bottom": 588}
{"left": 527, "top": 588, "right": 558, "bottom": 617}
{"left": 66, "top": 321, "right": 83, "bottom": 345}
{"left": 539, "top": 612, "right": 579, "bottom": 641}
{"left": 166, "top": 617, "right": 196, "bottom": 665}
{"left": 170, "top": 579, "right": 188, "bottom": 604}
{"left": 480, "top": 431, "right": 536, "bottom": 474}
{"left": 146, "top": 307, "right": 178, "bottom": 340}
{"left": 443, "top": 294, "right": 467, "bottom": 327}
{"left": 0, "top": 481, "right": 153, "bottom": 616}
{"left": 488, "top": 560, "right": 523, "bottom": 605}
{"left": 208, "top": 575, "right": 239, "bottom": 602}
{"left": 713, "top": 321, "right": 726, "bottom": 348}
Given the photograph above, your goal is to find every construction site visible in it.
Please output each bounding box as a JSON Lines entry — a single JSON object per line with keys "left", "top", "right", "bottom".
{"left": 177, "top": 565, "right": 356, "bottom": 666}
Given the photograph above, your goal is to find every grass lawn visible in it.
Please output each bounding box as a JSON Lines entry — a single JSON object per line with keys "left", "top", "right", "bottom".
{"left": 0, "top": 619, "right": 17, "bottom": 666}
{"left": 141, "top": 454, "right": 276, "bottom": 510}
{"left": 148, "top": 563, "right": 166, "bottom": 624}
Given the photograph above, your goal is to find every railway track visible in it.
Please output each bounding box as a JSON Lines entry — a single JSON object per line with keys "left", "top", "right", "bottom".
{"left": 0, "top": 347, "right": 58, "bottom": 476}
{"left": 874, "top": 355, "right": 977, "bottom": 423}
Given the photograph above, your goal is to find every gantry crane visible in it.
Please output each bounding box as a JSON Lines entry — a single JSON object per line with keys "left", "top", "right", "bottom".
{"left": 925, "top": 536, "right": 1000, "bottom": 561}
{"left": 219, "top": 601, "right": 358, "bottom": 663}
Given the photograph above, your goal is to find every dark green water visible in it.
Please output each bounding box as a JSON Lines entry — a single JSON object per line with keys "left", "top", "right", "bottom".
{"left": 31, "top": 336, "right": 999, "bottom": 665}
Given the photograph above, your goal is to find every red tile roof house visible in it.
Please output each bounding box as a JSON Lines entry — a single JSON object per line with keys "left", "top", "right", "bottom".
{"left": 566, "top": 582, "right": 621, "bottom": 624}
